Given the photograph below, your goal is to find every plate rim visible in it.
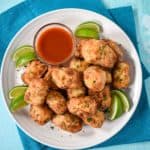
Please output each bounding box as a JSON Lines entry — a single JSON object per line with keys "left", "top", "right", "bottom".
{"left": 0, "top": 8, "right": 143, "bottom": 149}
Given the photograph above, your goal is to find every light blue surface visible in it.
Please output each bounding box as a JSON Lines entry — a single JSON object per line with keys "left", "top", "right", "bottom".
{"left": 0, "top": 0, "right": 150, "bottom": 150}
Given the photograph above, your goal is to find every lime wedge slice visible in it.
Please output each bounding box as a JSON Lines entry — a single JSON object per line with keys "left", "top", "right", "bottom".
{"left": 75, "top": 21, "right": 101, "bottom": 39}
{"left": 9, "top": 95, "right": 27, "bottom": 112}
{"left": 108, "top": 94, "right": 124, "bottom": 120}
{"left": 9, "top": 86, "right": 27, "bottom": 99}
{"left": 75, "top": 28, "right": 99, "bottom": 39}
{"left": 112, "top": 90, "right": 130, "bottom": 112}
{"left": 12, "top": 45, "right": 34, "bottom": 61}
{"left": 77, "top": 21, "right": 101, "bottom": 33}
{"left": 16, "top": 52, "right": 36, "bottom": 67}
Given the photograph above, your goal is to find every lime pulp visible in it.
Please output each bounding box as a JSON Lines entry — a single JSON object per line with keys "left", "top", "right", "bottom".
{"left": 108, "top": 93, "right": 124, "bottom": 120}
{"left": 9, "top": 95, "right": 27, "bottom": 112}
{"left": 75, "top": 28, "right": 99, "bottom": 39}
{"left": 77, "top": 21, "right": 101, "bottom": 33}
{"left": 75, "top": 21, "right": 101, "bottom": 39}
{"left": 112, "top": 90, "right": 130, "bottom": 112}
{"left": 9, "top": 86, "right": 27, "bottom": 99}
{"left": 12, "top": 45, "right": 34, "bottom": 61}
{"left": 16, "top": 52, "right": 36, "bottom": 67}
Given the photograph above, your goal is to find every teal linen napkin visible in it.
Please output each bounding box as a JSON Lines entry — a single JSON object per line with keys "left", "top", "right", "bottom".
{"left": 0, "top": 0, "right": 150, "bottom": 149}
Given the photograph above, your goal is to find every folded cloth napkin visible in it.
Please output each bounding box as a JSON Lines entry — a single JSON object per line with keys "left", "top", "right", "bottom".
{"left": 0, "top": 0, "right": 150, "bottom": 149}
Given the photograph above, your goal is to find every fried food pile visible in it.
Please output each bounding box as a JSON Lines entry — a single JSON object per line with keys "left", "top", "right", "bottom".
{"left": 22, "top": 39, "right": 130, "bottom": 133}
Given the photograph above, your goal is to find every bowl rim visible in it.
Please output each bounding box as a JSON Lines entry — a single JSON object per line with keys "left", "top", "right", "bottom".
{"left": 33, "top": 22, "right": 76, "bottom": 66}
{"left": 0, "top": 8, "right": 143, "bottom": 149}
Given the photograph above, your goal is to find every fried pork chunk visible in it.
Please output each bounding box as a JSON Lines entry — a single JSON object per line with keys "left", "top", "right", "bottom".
{"left": 43, "top": 67, "right": 59, "bottom": 89}
{"left": 52, "top": 113, "right": 82, "bottom": 133}
{"left": 24, "top": 78, "right": 49, "bottom": 105}
{"left": 88, "top": 85, "right": 111, "bottom": 111}
{"left": 84, "top": 66, "right": 106, "bottom": 92}
{"left": 81, "top": 111, "right": 105, "bottom": 128}
{"left": 67, "top": 96, "right": 97, "bottom": 118}
{"left": 74, "top": 39, "right": 83, "bottom": 58}
{"left": 51, "top": 67, "right": 82, "bottom": 89}
{"left": 29, "top": 105, "right": 53, "bottom": 125}
{"left": 67, "top": 86, "right": 86, "bottom": 99}
{"left": 103, "top": 39, "right": 123, "bottom": 59}
{"left": 69, "top": 58, "right": 89, "bottom": 72}
{"left": 46, "top": 90, "right": 67, "bottom": 115}
{"left": 79, "top": 39, "right": 117, "bottom": 68}
{"left": 22, "top": 60, "right": 47, "bottom": 85}
{"left": 113, "top": 62, "right": 130, "bottom": 89}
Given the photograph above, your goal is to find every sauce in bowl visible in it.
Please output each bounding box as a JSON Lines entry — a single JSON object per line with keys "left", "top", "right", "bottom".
{"left": 34, "top": 23, "right": 74, "bottom": 65}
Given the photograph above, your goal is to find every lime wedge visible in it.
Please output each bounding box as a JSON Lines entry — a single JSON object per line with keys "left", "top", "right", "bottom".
{"left": 16, "top": 52, "right": 36, "bottom": 67}
{"left": 12, "top": 45, "right": 34, "bottom": 61}
{"left": 108, "top": 94, "right": 124, "bottom": 120}
{"left": 9, "top": 95, "right": 27, "bottom": 112}
{"left": 112, "top": 90, "right": 130, "bottom": 112}
{"left": 77, "top": 21, "right": 101, "bottom": 33}
{"left": 75, "top": 21, "right": 101, "bottom": 39}
{"left": 75, "top": 28, "right": 99, "bottom": 39}
{"left": 9, "top": 86, "right": 27, "bottom": 99}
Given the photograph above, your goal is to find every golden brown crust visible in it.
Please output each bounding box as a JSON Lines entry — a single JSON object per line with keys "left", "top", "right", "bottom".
{"left": 24, "top": 78, "right": 49, "bottom": 105}
{"left": 22, "top": 60, "right": 47, "bottom": 85}
{"left": 67, "top": 96, "right": 97, "bottom": 118}
{"left": 84, "top": 66, "right": 106, "bottom": 92}
{"left": 74, "top": 39, "right": 83, "bottom": 58}
{"left": 103, "top": 39, "right": 123, "bottom": 59}
{"left": 67, "top": 86, "right": 86, "bottom": 99}
{"left": 46, "top": 90, "right": 67, "bottom": 115}
{"left": 69, "top": 58, "right": 89, "bottom": 72}
{"left": 52, "top": 113, "right": 82, "bottom": 133}
{"left": 88, "top": 86, "right": 111, "bottom": 111}
{"left": 113, "top": 62, "right": 130, "bottom": 89}
{"left": 81, "top": 111, "right": 105, "bottom": 128}
{"left": 29, "top": 105, "right": 53, "bottom": 125}
{"left": 79, "top": 39, "right": 117, "bottom": 68}
{"left": 43, "top": 67, "right": 59, "bottom": 89}
{"left": 51, "top": 67, "right": 82, "bottom": 89}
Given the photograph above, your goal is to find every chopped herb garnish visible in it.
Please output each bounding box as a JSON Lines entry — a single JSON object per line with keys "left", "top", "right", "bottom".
{"left": 116, "top": 77, "right": 121, "bottom": 81}
{"left": 82, "top": 130, "right": 85, "bottom": 133}
{"left": 104, "top": 108, "right": 110, "bottom": 113}
{"left": 84, "top": 103, "right": 89, "bottom": 108}
{"left": 100, "top": 45, "right": 106, "bottom": 51}
{"left": 93, "top": 80, "right": 96, "bottom": 83}
{"left": 98, "top": 107, "right": 102, "bottom": 111}
{"left": 103, "top": 95, "right": 107, "bottom": 100}
{"left": 87, "top": 118, "right": 92, "bottom": 122}
{"left": 76, "top": 65, "right": 80, "bottom": 68}
{"left": 119, "top": 78, "right": 123, "bottom": 82}
{"left": 50, "top": 126, "right": 54, "bottom": 130}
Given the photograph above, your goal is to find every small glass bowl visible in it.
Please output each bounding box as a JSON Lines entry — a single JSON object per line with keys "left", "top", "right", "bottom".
{"left": 33, "top": 23, "right": 75, "bottom": 66}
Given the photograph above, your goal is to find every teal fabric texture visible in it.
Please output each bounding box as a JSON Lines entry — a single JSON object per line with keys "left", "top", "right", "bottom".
{"left": 0, "top": 0, "right": 150, "bottom": 149}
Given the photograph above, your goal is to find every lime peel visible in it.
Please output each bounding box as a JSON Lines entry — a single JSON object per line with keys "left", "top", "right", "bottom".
{"left": 16, "top": 52, "right": 36, "bottom": 67}
{"left": 9, "top": 86, "right": 27, "bottom": 99}
{"left": 108, "top": 93, "right": 124, "bottom": 120}
{"left": 112, "top": 90, "right": 130, "bottom": 112}
{"left": 9, "top": 95, "right": 27, "bottom": 112}
{"left": 75, "top": 28, "right": 99, "bottom": 39}
{"left": 74, "top": 21, "right": 101, "bottom": 39}
{"left": 9, "top": 86, "right": 28, "bottom": 112}
{"left": 12, "top": 45, "right": 34, "bottom": 61}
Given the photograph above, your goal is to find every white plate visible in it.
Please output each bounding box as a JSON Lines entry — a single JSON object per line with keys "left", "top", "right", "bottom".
{"left": 1, "top": 8, "right": 142, "bottom": 149}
